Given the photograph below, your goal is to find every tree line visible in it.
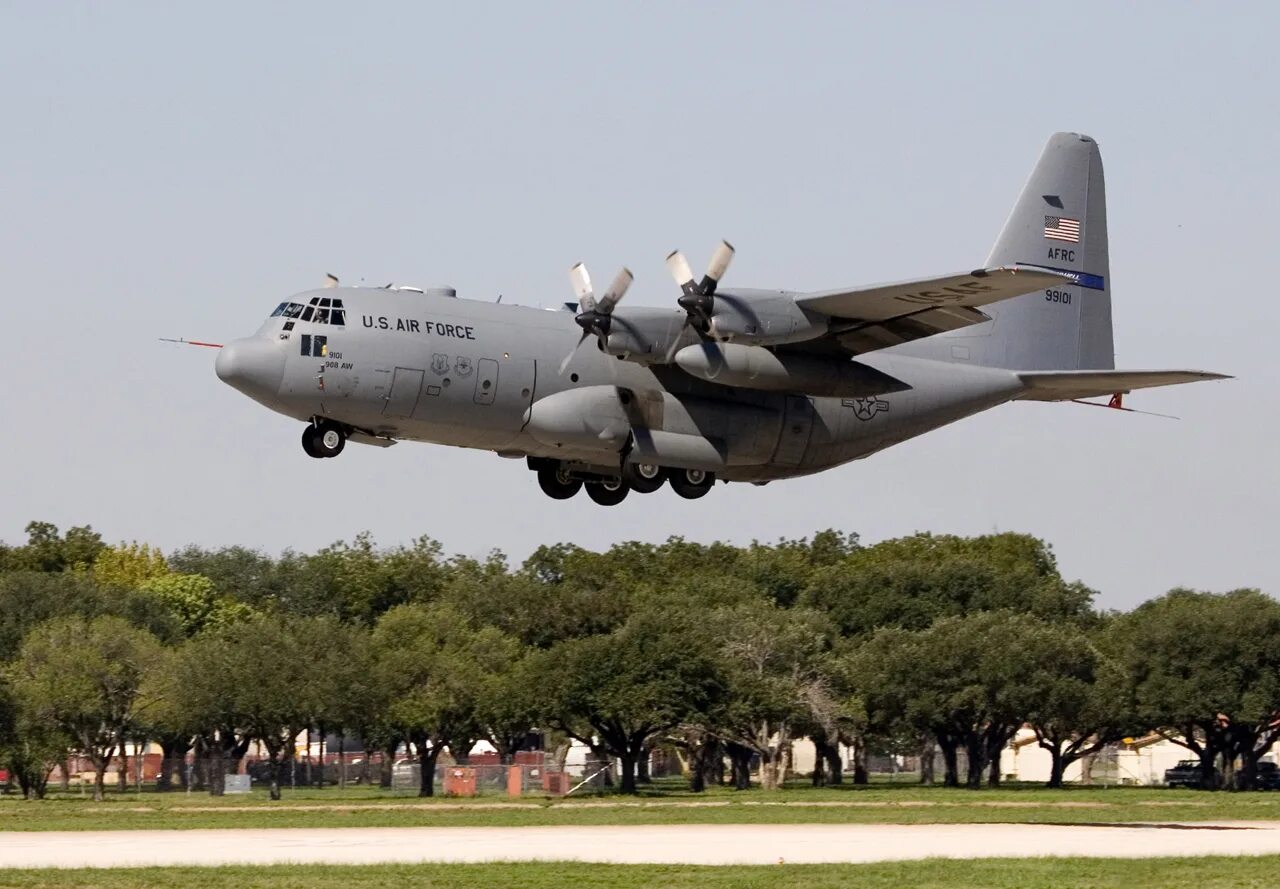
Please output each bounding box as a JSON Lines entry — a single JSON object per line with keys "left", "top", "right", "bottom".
{"left": 1, "top": 521, "right": 1276, "bottom": 801}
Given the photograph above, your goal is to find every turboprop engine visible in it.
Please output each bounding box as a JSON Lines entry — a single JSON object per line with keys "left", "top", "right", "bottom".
{"left": 522, "top": 385, "right": 782, "bottom": 469}
{"left": 674, "top": 342, "right": 910, "bottom": 398}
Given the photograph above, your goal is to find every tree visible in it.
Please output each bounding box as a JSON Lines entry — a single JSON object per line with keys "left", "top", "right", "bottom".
{"left": 1015, "top": 621, "right": 1134, "bottom": 787}
{"left": 535, "top": 610, "right": 724, "bottom": 794}
{"left": 6, "top": 521, "right": 106, "bottom": 573}
{"left": 1107, "top": 588, "right": 1280, "bottom": 790}
{"left": 0, "top": 679, "right": 71, "bottom": 799}
{"left": 712, "top": 601, "right": 835, "bottom": 790}
{"left": 369, "top": 603, "right": 499, "bottom": 796}
{"left": 801, "top": 533, "right": 1096, "bottom": 637}
{"left": 7, "top": 615, "right": 162, "bottom": 800}
{"left": 853, "top": 611, "right": 1071, "bottom": 788}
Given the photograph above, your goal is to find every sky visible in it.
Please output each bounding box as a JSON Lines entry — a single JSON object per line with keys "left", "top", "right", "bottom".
{"left": 1, "top": 2, "right": 1275, "bottom": 611}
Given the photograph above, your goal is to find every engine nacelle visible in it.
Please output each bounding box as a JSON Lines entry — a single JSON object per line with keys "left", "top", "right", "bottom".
{"left": 600, "top": 307, "right": 697, "bottom": 363}
{"left": 674, "top": 342, "right": 910, "bottom": 397}
{"left": 707, "top": 289, "right": 829, "bottom": 345}
{"left": 523, "top": 385, "right": 782, "bottom": 466}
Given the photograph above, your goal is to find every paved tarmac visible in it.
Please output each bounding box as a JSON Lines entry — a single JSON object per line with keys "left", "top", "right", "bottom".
{"left": 3, "top": 822, "right": 1280, "bottom": 868}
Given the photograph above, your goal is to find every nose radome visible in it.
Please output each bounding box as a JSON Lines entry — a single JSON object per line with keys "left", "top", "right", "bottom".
{"left": 215, "top": 338, "right": 286, "bottom": 401}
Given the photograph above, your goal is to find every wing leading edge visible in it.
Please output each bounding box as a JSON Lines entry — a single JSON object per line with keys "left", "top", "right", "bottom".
{"left": 796, "top": 266, "right": 1075, "bottom": 354}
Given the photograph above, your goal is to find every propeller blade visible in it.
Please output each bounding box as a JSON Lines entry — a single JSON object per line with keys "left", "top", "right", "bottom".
{"left": 569, "top": 263, "right": 596, "bottom": 313}
{"left": 324, "top": 273, "right": 339, "bottom": 288}
{"left": 559, "top": 331, "right": 590, "bottom": 375}
{"left": 596, "top": 267, "right": 633, "bottom": 315}
{"left": 666, "top": 250, "right": 697, "bottom": 295}
{"left": 700, "top": 240, "right": 735, "bottom": 295}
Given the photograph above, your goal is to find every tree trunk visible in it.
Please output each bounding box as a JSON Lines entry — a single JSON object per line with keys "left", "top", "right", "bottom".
{"left": 1047, "top": 744, "right": 1066, "bottom": 789}
{"left": 919, "top": 739, "right": 936, "bottom": 785}
{"left": 209, "top": 733, "right": 225, "bottom": 797}
{"left": 728, "top": 743, "right": 753, "bottom": 790}
{"left": 418, "top": 743, "right": 442, "bottom": 797}
{"left": 937, "top": 737, "right": 958, "bottom": 787}
{"left": 636, "top": 746, "right": 651, "bottom": 784}
{"left": 338, "top": 734, "right": 346, "bottom": 791}
{"left": 380, "top": 741, "right": 397, "bottom": 789}
{"left": 849, "top": 736, "right": 867, "bottom": 785}
{"left": 93, "top": 762, "right": 107, "bottom": 802}
{"left": 811, "top": 743, "right": 827, "bottom": 787}
{"left": 617, "top": 751, "right": 638, "bottom": 794}
{"left": 964, "top": 736, "right": 986, "bottom": 789}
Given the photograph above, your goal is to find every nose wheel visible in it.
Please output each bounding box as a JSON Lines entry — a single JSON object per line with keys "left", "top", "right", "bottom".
{"left": 302, "top": 422, "right": 346, "bottom": 458}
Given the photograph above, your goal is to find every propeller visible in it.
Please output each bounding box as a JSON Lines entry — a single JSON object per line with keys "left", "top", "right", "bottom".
{"left": 663, "top": 240, "right": 734, "bottom": 362}
{"left": 559, "top": 263, "right": 634, "bottom": 375}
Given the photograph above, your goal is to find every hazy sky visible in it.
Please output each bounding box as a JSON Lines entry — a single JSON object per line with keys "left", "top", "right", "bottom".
{"left": 2, "top": 2, "right": 1274, "bottom": 610}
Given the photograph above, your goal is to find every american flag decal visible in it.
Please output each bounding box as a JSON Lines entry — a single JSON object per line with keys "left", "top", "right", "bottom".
{"left": 1044, "top": 215, "right": 1081, "bottom": 243}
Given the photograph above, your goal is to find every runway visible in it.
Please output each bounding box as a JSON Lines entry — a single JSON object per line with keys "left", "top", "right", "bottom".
{"left": 3, "top": 822, "right": 1280, "bottom": 868}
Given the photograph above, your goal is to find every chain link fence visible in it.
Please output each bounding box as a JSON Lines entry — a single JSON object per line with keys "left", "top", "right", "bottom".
{"left": 33, "top": 750, "right": 615, "bottom": 798}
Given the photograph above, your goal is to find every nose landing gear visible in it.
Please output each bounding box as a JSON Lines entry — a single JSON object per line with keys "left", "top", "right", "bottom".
{"left": 302, "top": 420, "right": 346, "bottom": 458}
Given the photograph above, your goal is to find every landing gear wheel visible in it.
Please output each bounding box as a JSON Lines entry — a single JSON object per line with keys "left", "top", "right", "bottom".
{"left": 537, "top": 464, "right": 582, "bottom": 500}
{"left": 669, "top": 468, "right": 714, "bottom": 499}
{"left": 625, "top": 463, "right": 665, "bottom": 494}
{"left": 301, "top": 425, "right": 324, "bottom": 459}
{"left": 303, "top": 422, "right": 345, "bottom": 458}
{"left": 586, "top": 478, "right": 629, "bottom": 506}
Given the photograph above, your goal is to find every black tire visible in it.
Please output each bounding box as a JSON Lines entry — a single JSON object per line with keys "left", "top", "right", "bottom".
{"left": 625, "top": 463, "right": 666, "bottom": 494}
{"left": 301, "top": 425, "right": 325, "bottom": 459}
{"left": 537, "top": 464, "right": 582, "bottom": 500}
{"left": 313, "top": 423, "right": 345, "bottom": 458}
{"left": 585, "top": 479, "right": 629, "bottom": 506}
{"left": 669, "top": 468, "right": 714, "bottom": 499}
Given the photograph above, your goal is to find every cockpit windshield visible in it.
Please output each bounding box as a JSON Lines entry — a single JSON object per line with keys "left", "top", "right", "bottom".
{"left": 269, "top": 298, "right": 343, "bottom": 325}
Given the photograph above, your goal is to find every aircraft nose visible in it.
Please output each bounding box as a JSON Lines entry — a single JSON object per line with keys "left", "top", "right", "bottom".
{"left": 215, "top": 337, "right": 286, "bottom": 401}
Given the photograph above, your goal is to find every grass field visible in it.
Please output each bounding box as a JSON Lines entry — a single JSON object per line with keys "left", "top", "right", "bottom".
{"left": 2, "top": 858, "right": 1280, "bottom": 889}
{"left": 3, "top": 782, "right": 1279, "bottom": 831}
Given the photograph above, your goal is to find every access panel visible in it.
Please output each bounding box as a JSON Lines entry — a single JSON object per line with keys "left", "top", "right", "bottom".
{"left": 383, "top": 367, "right": 424, "bottom": 418}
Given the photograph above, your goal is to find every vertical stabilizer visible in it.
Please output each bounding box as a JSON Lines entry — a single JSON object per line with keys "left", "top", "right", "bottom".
{"left": 980, "top": 132, "right": 1114, "bottom": 370}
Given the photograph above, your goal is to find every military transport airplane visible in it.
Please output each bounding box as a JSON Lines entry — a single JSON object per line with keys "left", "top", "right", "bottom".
{"left": 207, "top": 133, "right": 1226, "bottom": 505}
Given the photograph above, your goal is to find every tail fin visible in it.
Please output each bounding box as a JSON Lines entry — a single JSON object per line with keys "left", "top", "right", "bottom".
{"left": 980, "top": 132, "right": 1114, "bottom": 371}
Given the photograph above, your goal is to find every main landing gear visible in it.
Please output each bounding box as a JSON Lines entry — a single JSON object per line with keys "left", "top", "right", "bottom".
{"left": 302, "top": 420, "right": 346, "bottom": 458}
{"left": 529, "top": 459, "right": 716, "bottom": 505}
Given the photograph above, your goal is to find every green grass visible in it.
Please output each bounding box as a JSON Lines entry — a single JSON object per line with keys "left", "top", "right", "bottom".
{"left": 3, "top": 858, "right": 1280, "bottom": 889}
{"left": 3, "top": 781, "right": 1279, "bottom": 831}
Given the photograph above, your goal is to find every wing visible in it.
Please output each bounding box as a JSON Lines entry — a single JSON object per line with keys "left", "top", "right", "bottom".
{"left": 796, "top": 265, "right": 1075, "bottom": 354}
{"left": 1016, "top": 369, "right": 1231, "bottom": 401}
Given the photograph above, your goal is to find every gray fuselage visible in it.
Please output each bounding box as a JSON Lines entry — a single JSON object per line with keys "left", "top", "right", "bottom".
{"left": 216, "top": 287, "right": 1025, "bottom": 484}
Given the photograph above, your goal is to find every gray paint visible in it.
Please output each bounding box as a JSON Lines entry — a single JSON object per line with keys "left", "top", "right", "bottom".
{"left": 215, "top": 134, "right": 1224, "bottom": 500}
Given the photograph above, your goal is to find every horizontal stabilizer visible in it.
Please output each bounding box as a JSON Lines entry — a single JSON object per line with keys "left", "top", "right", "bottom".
{"left": 1017, "top": 369, "right": 1231, "bottom": 402}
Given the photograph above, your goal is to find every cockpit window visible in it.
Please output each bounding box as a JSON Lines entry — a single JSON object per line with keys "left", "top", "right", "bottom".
{"left": 280, "top": 303, "right": 304, "bottom": 319}
{"left": 270, "top": 302, "right": 287, "bottom": 317}
{"left": 295, "top": 297, "right": 347, "bottom": 327}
